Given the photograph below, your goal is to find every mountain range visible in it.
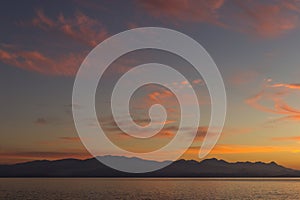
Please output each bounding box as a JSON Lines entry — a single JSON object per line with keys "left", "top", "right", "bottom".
{"left": 0, "top": 156, "right": 299, "bottom": 177}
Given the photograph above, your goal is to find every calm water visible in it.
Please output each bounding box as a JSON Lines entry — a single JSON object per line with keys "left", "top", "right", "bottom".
{"left": 1, "top": 178, "right": 300, "bottom": 199}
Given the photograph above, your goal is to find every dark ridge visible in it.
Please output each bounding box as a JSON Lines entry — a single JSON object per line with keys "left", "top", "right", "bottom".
{"left": 0, "top": 156, "right": 299, "bottom": 177}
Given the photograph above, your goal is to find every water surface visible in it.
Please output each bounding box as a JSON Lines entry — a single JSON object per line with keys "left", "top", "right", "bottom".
{"left": 1, "top": 178, "right": 300, "bottom": 199}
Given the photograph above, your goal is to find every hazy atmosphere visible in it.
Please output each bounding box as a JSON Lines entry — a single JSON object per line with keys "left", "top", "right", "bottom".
{"left": 1, "top": 0, "right": 300, "bottom": 170}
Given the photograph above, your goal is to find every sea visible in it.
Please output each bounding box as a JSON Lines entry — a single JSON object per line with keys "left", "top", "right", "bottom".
{"left": 0, "top": 178, "right": 300, "bottom": 199}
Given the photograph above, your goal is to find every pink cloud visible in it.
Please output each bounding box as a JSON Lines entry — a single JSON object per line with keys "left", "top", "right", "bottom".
{"left": 32, "top": 9, "right": 55, "bottom": 28}
{"left": 227, "top": 0, "right": 300, "bottom": 37}
{"left": 137, "top": 0, "right": 225, "bottom": 25}
{"left": 138, "top": 0, "right": 300, "bottom": 37}
{"left": 31, "top": 10, "right": 108, "bottom": 47}
{"left": 3, "top": 10, "right": 109, "bottom": 76}
{"left": 0, "top": 48, "right": 84, "bottom": 76}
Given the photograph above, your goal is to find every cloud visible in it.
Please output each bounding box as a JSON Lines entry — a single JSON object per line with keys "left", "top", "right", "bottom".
{"left": 59, "top": 137, "right": 82, "bottom": 142}
{"left": 282, "top": 0, "right": 300, "bottom": 12}
{"left": 0, "top": 150, "right": 91, "bottom": 164}
{"left": 132, "top": 83, "right": 209, "bottom": 115}
{"left": 130, "top": 85, "right": 180, "bottom": 117}
{"left": 99, "top": 114, "right": 207, "bottom": 140}
{"left": 246, "top": 81, "right": 300, "bottom": 122}
{"left": 30, "top": 10, "right": 108, "bottom": 47}
{"left": 211, "top": 144, "right": 299, "bottom": 154}
{"left": 230, "top": 0, "right": 300, "bottom": 37}
{"left": 100, "top": 115, "right": 229, "bottom": 144}
{"left": 268, "top": 115, "right": 300, "bottom": 124}
{"left": 192, "top": 79, "right": 203, "bottom": 84}
{"left": 147, "top": 89, "right": 174, "bottom": 102}
{"left": 127, "top": 22, "right": 139, "bottom": 29}
{"left": 32, "top": 9, "right": 55, "bottom": 28}
{"left": 186, "top": 144, "right": 299, "bottom": 156}
{"left": 137, "top": 0, "right": 225, "bottom": 26}
{"left": 271, "top": 83, "right": 300, "bottom": 89}
{"left": 0, "top": 44, "right": 140, "bottom": 77}
{"left": 272, "top": 136, "right": 300, "bottom": 142}
{"left": 0, "top": 48, "right": 84, "bottom": 76}
{"left": 37, "top": 136, "right": 83, "bottom": 147}
{"left": 138, "top": 0, "right": 300, "bottom": 37}
{"left": 2, "top": 10, "right": 109, "bottom": 76}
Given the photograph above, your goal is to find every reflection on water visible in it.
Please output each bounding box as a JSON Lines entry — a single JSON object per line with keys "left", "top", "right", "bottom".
{"left": 1, "top": 178, "right": 300, "bottom": 200}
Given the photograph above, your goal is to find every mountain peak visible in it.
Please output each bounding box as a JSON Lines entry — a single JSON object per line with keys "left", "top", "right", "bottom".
{"left": 269, "top": 161, "right": 278, "bottom": 165}
{"left": 0, "top": 156, "right": 299, "bottom": 177}
{"left": 200, "top": 158, "right": 228, "bottom": 164}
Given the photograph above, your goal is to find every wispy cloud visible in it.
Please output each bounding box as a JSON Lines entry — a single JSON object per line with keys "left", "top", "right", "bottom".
{"left": 138, "top": 0, "right": 300, "bottom": 37}
{"left": 271, "top": 83, "right": 300, "bottom": 89}
{"left": 272, "top": 136, "right": 300, "bottom": 142}
{"left": 37, "top": 136, "right": 83, "bottom": 147}
{"left": 230, "top": 0, "right": 300, "bottom": 37}
{"left": 0, "top": 48, "right": 84, "bottom": 76}
{"left": 30, "top": 10, "right": 108, "bottom": 47}
{"left": 246, "top": 80, "right": 300, "bottom": 122}
{"left": 137, "top": 0, "right": 225, "bottom": 26}
{"left": 59, "top": 137, "right": 82, "bottom": 142}
{"left": 0, "top": 10, "right": 109, "bottom": 76}
{"left": 0, "top": 150, "right": 90, "bottom": 164}
{"left": 186, "top": 144, "right": 300, "bottom": 156}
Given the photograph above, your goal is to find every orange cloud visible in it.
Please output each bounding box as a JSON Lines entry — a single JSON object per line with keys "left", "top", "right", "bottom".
{"left": 100, "top": 115, "right": 209, "bottom": 142}
{"left": 268, "top": 115, "right": 300, "bottom": 123}
{"left": 138, "top": 0, "right": 300, "bottom": 37}
{"left": 141, "top": 83, "right": 209, "bottom": 109}
{"left": 59, "top": 137, "right": 82, "bottom": 142}
{"left": 271, "top": 83, "right": 300, "bottom": 89}
{"left": 246, "top": 81, "right": 300, "bottom": 122}
{"left": 181, "top": 80, "right": 188, "bottom": 85}
{"left": 192, "top": 79, "right": 203, "bottom": 84}
{"left": 148, "top": 89, "right": 174, "bottom": 102}
{"left": 186, "top": 144, "right": 299, "bottom": 156}
{"left": 30, "top": 10, "right": 108, "bottom": 47}
{"left": 232, "top": 1, "right": 299, "bottom": 37}
{"left": 37, "top": 136, "right": 83, "bottom": 147}
{"left": 32, "top": 9, "right": 55, "bottom": 28}
{"left": 128, "top": 85, "right": 181, "bottom": 118}
{"left": 272, "top": 136, "right": 300, "bottom": 142}
{"left": 0, "top": 48, "right": 84, "bottom": 76}
{"left": 2, "top": 10, "right": 109, "bottom": 76}
{"left": 0, "top": 151, "right": 91, "bottom": 164}
{"left": 115, "top": 129, "right": 176, "bottom": 140}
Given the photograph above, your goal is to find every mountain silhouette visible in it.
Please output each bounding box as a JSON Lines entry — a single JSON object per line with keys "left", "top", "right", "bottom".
{"left": 0, "top": 156, "right": 299, "bottom": 177}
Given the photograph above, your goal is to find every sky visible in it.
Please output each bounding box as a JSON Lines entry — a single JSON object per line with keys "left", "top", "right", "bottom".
{"left": 1, "top": 0, "right": 300, "bottom": 169}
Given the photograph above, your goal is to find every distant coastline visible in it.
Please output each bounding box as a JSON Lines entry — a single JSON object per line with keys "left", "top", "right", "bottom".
{"left": 1, "top": 156, "right": 300, "bottom": 178}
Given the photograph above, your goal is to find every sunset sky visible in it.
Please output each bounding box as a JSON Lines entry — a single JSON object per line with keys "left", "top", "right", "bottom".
{"left": 1, "top": 0, "right": 300, "bottom": 170}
